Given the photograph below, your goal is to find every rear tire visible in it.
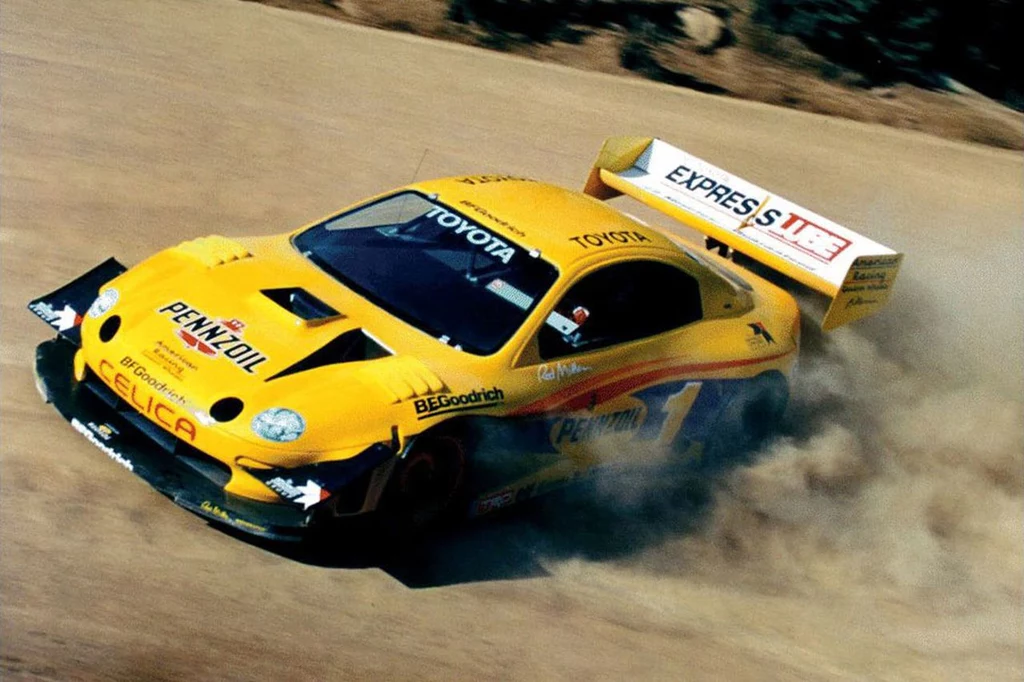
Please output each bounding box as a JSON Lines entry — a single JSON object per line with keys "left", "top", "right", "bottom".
{"left": 701, "top": 372, "right": 789, "bottom": 471}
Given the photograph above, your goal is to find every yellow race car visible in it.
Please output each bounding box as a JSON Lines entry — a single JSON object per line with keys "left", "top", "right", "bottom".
{"left": 29, "top": 137, "right": 902, "bottom": 541}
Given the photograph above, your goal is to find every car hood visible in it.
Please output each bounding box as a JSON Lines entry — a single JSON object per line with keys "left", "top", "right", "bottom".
{"left": 82, "top": 236, "right": 450, "bottom": 451}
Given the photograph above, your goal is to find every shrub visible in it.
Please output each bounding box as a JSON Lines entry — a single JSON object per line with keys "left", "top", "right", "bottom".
{"left": 753, "top": 0, "right": 939, "bottom": 85}
{"left": 754, "top": 0, "right": 1022, "bottom": 106}
{"left": 448, "top": 0, "right": 684, "bottom": 45}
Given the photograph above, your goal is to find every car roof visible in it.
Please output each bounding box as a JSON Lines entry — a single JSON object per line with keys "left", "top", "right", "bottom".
{"left": 408, "top": 176, "right": 681, "bottom": 268}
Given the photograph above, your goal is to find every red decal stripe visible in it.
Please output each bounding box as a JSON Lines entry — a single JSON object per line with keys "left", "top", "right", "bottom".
{"left": 512, "top": 351, "right": 793, "bottom": 416}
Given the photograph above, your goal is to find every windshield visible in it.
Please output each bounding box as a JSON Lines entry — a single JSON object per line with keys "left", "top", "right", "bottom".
{"left": 293, "top": 192, "right": 558, "bottom": 355}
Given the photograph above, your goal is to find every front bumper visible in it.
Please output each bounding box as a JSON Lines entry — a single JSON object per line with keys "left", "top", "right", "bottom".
{"left": 34, "top": 337, "right": 312, "bottom": 542}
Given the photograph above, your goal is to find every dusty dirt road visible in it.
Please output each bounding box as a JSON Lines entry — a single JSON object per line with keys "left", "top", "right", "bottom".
{"left": 2, "top": 1, "right": 1021, "bottom": 680}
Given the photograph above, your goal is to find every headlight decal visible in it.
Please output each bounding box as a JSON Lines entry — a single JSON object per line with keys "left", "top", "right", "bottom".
{"left": 250, "top": 407, "right": 306, "bottom": 443}
{"left": 87, "top": 288, "right": 119, "bottom": 318}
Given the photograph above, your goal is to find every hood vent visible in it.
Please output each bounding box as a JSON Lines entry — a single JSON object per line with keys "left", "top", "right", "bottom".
{"left": 262, "top": 287, "right": 340, "bottom": 323}
{"left": 267, "top": 329, "right": 391, "bottom": 381}
{"left": 362, "top": 356, "right": 447, "bottom": 403}
{"left": 176, "top": 235, "right": 252, "bottom": 267}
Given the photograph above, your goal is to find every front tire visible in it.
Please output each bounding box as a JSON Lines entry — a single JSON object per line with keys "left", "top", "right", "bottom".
{"left": 382, "top": 435, "right": 466, "bottom": 531}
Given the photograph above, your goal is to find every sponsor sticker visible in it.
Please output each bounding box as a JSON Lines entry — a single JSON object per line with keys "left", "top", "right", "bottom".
{"left": 118, "top": 356, "right": 187, "bottom": 404}
{"left": 658, "top": 160, "right": 855, "bottom": 265}
{"left": 840, "top": 255, "right": 900, "bottom": 296}
{"left": 266, "top": 476, "right": 302, "bottom": 500}
{"left": 232, "top": 518, "right": 268, "bottom": 532}
{"left": 414, "top": 387, "right": 505, "bottom": 419}
{"left": 142, "top": 340, "right": 199, "bottom": 379}
{"left": 551, "top": 407, "right": 644, "bottom": 445}
{"left": 746, "top": 321, "right": 775, "bottom": 348}
{"left": 98, "top": 359, "right": 197, "bottom": 441}
{"left": 568, "top": 231, "right": 652, "bottom": 249}
{"left": 473, "top": 489, "right": 515, "bottom": 516}
{"left": 85, "top": 421, "right": 119, "bottom": 442}
{"left": 424, "top": 206, "right": 516, "bottom": 265}
{"left": 748, "top": 212, "right": 851, "bottom": 263}
{"left": 266, "top": 477, "right": 329, "bottom": 509}
{"left": 486, "top": 278, "right": 535, "bottom": 311}
{"left": 852, "top": 270, "right": 887, "bottom": 283}
{"left": 157, "top": 302, "right": 268, "bottom": 374}
{"left": 29, "top": 300, "right": 82, "bottom": 332}
{"left": 71, "top": 418, "right": 133, "bottom": 471}
{"left": 853, "top": 255, "right": 901, "bottom": 268}
{"left": 455, "top": 174, "right": 532, "bottom": 186}
{"left": 458, "top": 199, "right": 526, "bottom": 238}
{"left": 664, "top": 164, "right": 763, "bottom": 218}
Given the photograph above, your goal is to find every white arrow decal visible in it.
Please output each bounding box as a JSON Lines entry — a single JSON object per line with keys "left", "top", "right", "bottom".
{"left": 54, "top": 305, "right": 81, "bottom": 331}
{"left": 294, "top": 480, "right": 326, "bottom": 510}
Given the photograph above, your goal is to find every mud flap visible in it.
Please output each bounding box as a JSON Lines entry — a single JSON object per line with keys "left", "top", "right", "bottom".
{"left": 27, "top": 258, "right": 127, "bottom": 346}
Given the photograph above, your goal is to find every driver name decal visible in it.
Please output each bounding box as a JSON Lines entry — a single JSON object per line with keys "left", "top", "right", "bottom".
{"left": 425, "top": 206, "right": 516, "bottom": 264}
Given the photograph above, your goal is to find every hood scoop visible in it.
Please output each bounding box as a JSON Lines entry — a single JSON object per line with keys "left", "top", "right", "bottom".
{"left": 267, "top": 328, "right": 392, "bottom": 381}
{"left": 262, "top": 287, "right": 341, "bottom": 324}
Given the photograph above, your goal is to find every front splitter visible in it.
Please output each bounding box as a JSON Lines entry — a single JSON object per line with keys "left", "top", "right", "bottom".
{"left": 34, "top": 337, "right": 312, "bottom": 542}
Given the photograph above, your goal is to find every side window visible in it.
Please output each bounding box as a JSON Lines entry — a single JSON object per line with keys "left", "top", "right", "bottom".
{"left": 538, "top": 260, "right": 703, "bottom": 360}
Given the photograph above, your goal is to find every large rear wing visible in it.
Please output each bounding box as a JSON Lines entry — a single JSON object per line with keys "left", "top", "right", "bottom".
{"left": 584, "top": 137, "right": 903, "bottom": 330}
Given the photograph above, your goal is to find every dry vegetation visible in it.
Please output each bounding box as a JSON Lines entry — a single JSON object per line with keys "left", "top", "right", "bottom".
{"left": 245, "top": 0, "right": 1022, "bottom": 150}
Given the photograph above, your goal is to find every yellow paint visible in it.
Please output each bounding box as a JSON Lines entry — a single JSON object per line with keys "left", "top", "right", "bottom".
{"left": 75, "top": 171, "right": 801, "bottom": 509}
{"left": 73, "top": 348, "right": 87, "bottom": 381}
{"left": 657, "top": 382, "right": 703, "bottom": 448}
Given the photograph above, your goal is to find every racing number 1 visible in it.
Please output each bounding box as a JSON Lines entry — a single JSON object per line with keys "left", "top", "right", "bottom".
{"left": 657, "top": 382, "right": 703, "bottom": 448}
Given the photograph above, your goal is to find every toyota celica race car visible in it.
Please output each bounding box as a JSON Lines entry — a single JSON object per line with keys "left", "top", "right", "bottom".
{"left": 29, "top": 137, "right": 902, "bottom": 541}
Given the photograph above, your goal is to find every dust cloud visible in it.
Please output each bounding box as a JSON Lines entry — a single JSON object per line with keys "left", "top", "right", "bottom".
{"left": 687, "top": 310, "right": 1022, "bottom": 598}
{"left": 540, "top": 276, "right": 1022, "bottom": 671}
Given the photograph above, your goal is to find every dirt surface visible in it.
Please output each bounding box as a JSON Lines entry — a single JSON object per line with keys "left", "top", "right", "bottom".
{"left": 2, "top": 0, "right": 1022, "bottom": 680}
{"left": 252, "top": 0, "right": 1024, "bottom": 151}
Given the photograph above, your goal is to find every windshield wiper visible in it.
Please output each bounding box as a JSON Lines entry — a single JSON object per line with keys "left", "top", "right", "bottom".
{"left": 465, "top": 252, "right": 513, "bottom": 285}
{"left": 375, "top": 225, "right": 434, "bottom": 245}
{"left": 465, "top": 250, "right": 482, "bottom": 283}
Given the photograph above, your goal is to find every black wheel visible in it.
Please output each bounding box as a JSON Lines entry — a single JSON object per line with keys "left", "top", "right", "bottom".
{"left": 383, "top": 435, "right": 466, "bottom": 531}
{"left": 701, "top": 372, "right": 789, "bottom": 471}
{"left": 739, "top": 380, "right": 789, "bottom": 447}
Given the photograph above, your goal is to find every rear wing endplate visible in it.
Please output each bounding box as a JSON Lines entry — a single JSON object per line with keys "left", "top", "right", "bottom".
{"left": 584, "top": 137, "right": 903, "bottom": 330}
